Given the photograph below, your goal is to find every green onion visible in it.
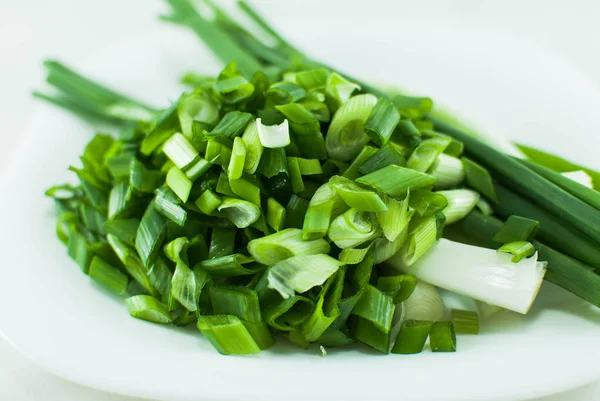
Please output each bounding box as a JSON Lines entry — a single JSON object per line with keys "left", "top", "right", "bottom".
{"left": 162, "top": 132, "right": 199, "bottom": 170}
{"left": 326, "top": 72, "right": 360, "bottom": 107}
{"left": 328, "top": 208, "right": 381, "bottom": 249}
{"left": 364, "top": 98, "right": 400, "bottom": 147}
{"left": 516, "top": 143, "right": 600, "bottom": 189}
{"left": 210, "top": 285, "right": 262, "bottom": 324}
{"left": 406, "top": 137, "right": 451, "bottom": 172}
{"left": 519, "top": 159, "right": 600, "bottom": 211}
{"left": 140, "top": 99, "right": 180, "bottom": 156}
{"left": 107, "top": 235, "right": 156, "bottom": 296}
{"left": 326, "top": 94, "right": 378, "bottom": 161}
{"left": 377, "top": 194, "right": 413, "bottom": 241}
{"left": 186, "top": 157, "right": 213, "bottom": 182}
{"left": 229, "top": 177, "right": 261, "bottom": 206}
{"left": 353, "top": 318, "right": 391, "bottom": 354}
{"left": 451, "top": 309, "right": 479, "bottom": 334}
{"left": 213, "top": 63, "right": 255, "bottom": 105}
{"left": 409, "top": 190, "right": 448, "bottom": 216}
{"left": 129, "top": 159, "right": 159, "bottom": 195}
{"left": 302, "top": 269, "right": 344, "bottom": 342}
{"left": 263, "top": 295, "right": 315, "bottom": 331}
{"left": 391, "top": 320, "right": 433, "bottom": 354}
{"left": 267, "top": 254, "right": 342, "bottom": 299}
{"left": 197, "top": 315, "right": 261, "bottom": 355}
{"left": 287, "top": 157, "right": 304, "bottom": 194}
{"left": 205, "top": 139, "right": 232, "bottom": 167}
{"left": 217, "top": 197, "right": 261, "bottom": 228}
{"left": 209, "top": 228, "right": 236, "bottom": 259}
{"left": 402, "top": 281, "right": 445, "bottom": 321}
{"left": 266, "top": 82, "right": 306, "bottom": 104}
{"left": 393, "top": 94, "right": 433, "bottom": 119}
{"left": 275, "top": 103, "right": 328, "bottom": 160}
{"left": 285, "top": 195, "right": 309, "bottom": 229}
{"left": 289, "top": 157, "right": 322, "bottom": 175}
{"left": 228, "top": 137, "right": 247, "bottom": 180}
{"left": 266, "top": 197, "right": 286, "bottom": 231}
{"left": 356, "top": 165, "right": 437, "bottom": 197}
{"left": 104, "top": 218, "right": 139, "bottom": 245}
{"left": 257, "top": 118, "right": 290, "bottom": 148}
{"left": 429, "top": 154, "right": 464, "bottom": 189}
{"left": 339, "top": 243, "right": 372, "bottom": 264}
{"left": 498, "top": 241, "right": 535, "bottom": 263}
{"left": 195, "top": 189, "right": 222, "bottom": 215}
{"left": 494, "top": 184, "right": 600, "bottom": 269}
{"left": 154, "top": 187, "right": 187, "bottom": 227}
{"left": 135, "top": 202, "right": 168, "bottom": 267}
{"left": 247, "top": 228, "right": 330, "bottom": 265}
{"left": 342, "top": 146, "right": 378, "bottom": 180}
{"left": 373, "top": 230, "right": 408, "bottom": 264}
{"left": 329, "top": 176, "right": 387, "bottom": 212}
{"left": 241, "top": 121, "right": 264, "bottom": 174}
{"left": 377, "top": 274, "right": 417, "bottom": 303}
{"left": 125, "top": 295, "right": 173, "bottom": 324}
{"left": 166, "top": 167, "right": 192, "bottom": 202}
{"left": 400, "top": 215, "right": 438, "bottom": 266}
{"left": 208, "top": 111, "right": 254, "bottom": 139}
{"left": 352, "top": 285, "right": 395, "bottom": 332}
{"left": 178, "top": 91, "right": 219, "bottom": 139}
{"left": 438, "top": 189, "right": 480, "bottom": 224}
{"left": 430, "top": 321, "right": 457, "bottom": 352}
{"left": 302, "top": 183, "right": 345, "bottom": 240}
{"left": 493, "top": 215, "right": 539, "bottom": 243}
{"left": 88, "top": 256, "right": 129, "bottom": 295}
{"left": 358, "top": 145, "right": 406, "bottom": 175}
{"left": 476, "top": 197, "right": 494, "bottom": 216}
{"left": 199, "top": 254, "right": 261, "bottom": 276}
{"left": 462, "top": 157, "right": 498, "bottom": 202}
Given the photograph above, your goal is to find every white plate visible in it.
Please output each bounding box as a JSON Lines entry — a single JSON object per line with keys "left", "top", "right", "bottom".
{"left": 2, "top": 19, "right": 600, "bottom": 401}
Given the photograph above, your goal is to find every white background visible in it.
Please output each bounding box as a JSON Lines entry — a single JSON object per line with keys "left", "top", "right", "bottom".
{"left": 1, "top": 0, "right": 599, "bottom": 400}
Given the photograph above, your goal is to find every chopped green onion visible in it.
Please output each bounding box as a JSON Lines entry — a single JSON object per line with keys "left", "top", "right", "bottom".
{"left": 108, "top": 181, "right": 132, "bottom": 220}
{"left": 326, "top": 72, "right": 360, "bottom": 107}
{"left": 210, "top": 285, "right": 262, "bottom": 323}
{"left": 229, "top": 177, "right": 261, "bottom": 206}
{"left": 215, "top": 173, "right": 237, "bottom": 197}
{"left": 256, "top": 118, "right": 290, "bottom": 148}
{"left": 125, "top": 295, "right": 172, "bottom": 324}
{"left": 217, "top": 197, "right": 261, "bottom": 228}
{"left": 185, "top": 157, "right": 213, "bottom": 181}
{"left": 267, "top": 254, "right": 342, "bottom": 299}
{"left": 267, "top": 197, "right": 286, "bottom": 231}
{"left": 241, "top": 120, "right": 264, "bottom": 174}
{"left": 135, "top": 202, "right": 168, "bottom": 267}
{"left": 462, "top": 157, "right": 498, "bottom": 202}
{"left": 356, "top": 165, "right": 437, "bottom": 197}
{"left": 476, "top": 197, "right": 494, "bottom": 216}
{"left": 199, "top": 254, "right": 261, "bottom": 276}
{"left": 302, "top": 269, "right": 344, "bottom": 341}
{"left": 262, "top": 295, "right": 315, "bottom": 331}
{"left": 247, "top": 228, "right": 330, "bottom": 265}
{"left": 409, "top": 190, "right": 448, "bottom": 216}
{"left": 329, "top": 176, "right": 387, "bottom": 212}
{"left": 328, "top": 208, "right": 381, "bottom": 249}
{"left": 451, "top": 309, "right": 479, "bottom": 334}
{"left": 228, "top": 137, "right": 247, "bottom": 180}
{"left": 377, "top": 194, "right": 413, "bottom": 241}
{"left": 429, "top": 154, "right": 464, "bottom": 189}
{"left": 373, "top": 231, "right": 408, "bottom": 264}
{"left": 352, "top": 285, "right": 395, "bottom": 332}
{"left": 338, "top": 243, "right": 372, "bottom": 264}
{"left": 364, "top": 98, "right": 400, "bottom": 147}
{"left": 88, "top": 256, "right": 129, "bottom": 295}
{"left": 402, "top": 281, "right": 445, "bottom": 321}
{"left": 400, "top": 215, "right": 438, "bottom": 267}
{"left": 214, "top": 65, "right": 255, "bottom": 105}
{"left": 393, "top": 94, "right": 433, "bottom": 119}
{"left": 406, "top": 137, "right": 451, "bottom": 172}
{"left": 104, "top": 218, "right": 139, "bottom": 245}
{"left": 107, "top": 234, "right": 156, "bottom": 295}
{"left": 197, "top": 315, "right": 260, "bottom": 355}
{"left": 358, "top": 145, "right": 406, "bottom": 175}
{"left": 498, "top": 241, "right": 535, "bottom": 263}
{"left": 205, "top": 139, "right": 232, "bottom": 167}
{"left": 195, "top": 189, "right": 222, "bottom": 215}
{"left": 391, "top": 320, "right": 433, "bottom": 354}
{"left": 154, "top": 187, "right": 187, "bottom": 227}
{"left": 326, "top": 94, "right": 377, "bottom": 161}
{"left": 178, "top": 91, "right": 219, "bottom": 139}
{"left": 275, "top": 103, "right": 328, "bottom": 160}
{"left": 285, "top": 195, "right": 309, "bottom": 229}
{"left": 129, "top": 159, "right": 159, "bottom": 195}
{"left": 208, "top": 111, "right": 254, "bottom": 140}
{"left": 430, "top": 321, "right": 457, "bottom": 352}
{"left": 342, "top": 146, "right": 378, "bottom": 180}
{"left": 493, "top": 215, "right": 539, "bottom": 243}
{"left": 166, "top": 167, "right": 193, "bottom": 202}
{"left": 162, "top": 132, "right": 199, "bottom": 170}
{"left": 353, "top": 317, "right": 391, "bottom": 354}
{"left": 287, "top": 157, "right": 304, "bottom": 193}
{"left": 266, "top": 82, "right": 306, "bottom": 104}
{"left": 208, "top": 228, "right": 236, "bottom": 259}
{"left": 377, "top": 274, "right": 417, "bottom": 303}
{"left": 302, "top": 183, "right": 345, "bottom": 240}
{"left": 294, "top": 68, "right": 329, "bottom": 91}
{"left": 438, "top": 189, "right": 480, "bottom": 224}
{"left": 288, "top": 157, "right": 322, "bottom": 175}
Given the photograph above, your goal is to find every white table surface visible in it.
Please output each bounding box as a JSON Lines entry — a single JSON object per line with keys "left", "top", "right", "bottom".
{"left": 1, "top": 0, "right": 599, "bottom": 399}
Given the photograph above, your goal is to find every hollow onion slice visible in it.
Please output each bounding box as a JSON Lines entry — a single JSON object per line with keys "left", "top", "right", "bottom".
{"left": 248, "top": 228, "right": 330, "bottom": 265}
